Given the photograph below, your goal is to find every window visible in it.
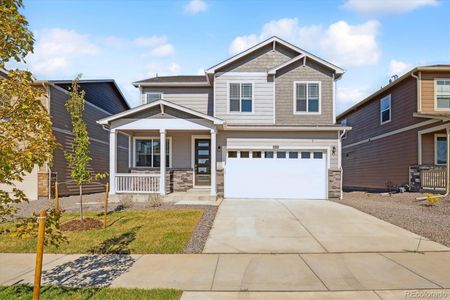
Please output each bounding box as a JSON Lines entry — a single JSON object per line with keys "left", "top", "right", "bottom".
{"left": 301, "top": 152, "right": 311, "bottom": 159}
{"left": 228, "top": 151, "right": 237, "bottom": 158}
{"left": 146, "top": 93, "right": 163, "bottom": 104}
{"left": 435, "top": 135, "right": 447, "bottom": 165}
{"left": 313, "top": 152, "right": 323, "bottom": 159}
{"left": 240, "top": 151, "right": 250, "bottom": 158}
{"left": 264, "top": 151, "right": 274, "bottom": 158}
{"left": 277, "top": 151, "right": 286, "bottom": 159}
{"left": 289, "top": 152, "right": 298, "bottom": 159}
{"left": 252, "top": 151, "right": 262, "bottom": 158}
{"left": 380, "top": 95, "right": 391, "bottom": 124}
{"left": 135, "top": 138, "right": 170, "bottom": 167}
{"left": 436, "top": 79, "right": 450, "bottom": 109}
{"left": 294, "top": 82, "right": 320, "bottom": 113}
{"left": 229, "top": 83, "right": 253, "bottom": 112}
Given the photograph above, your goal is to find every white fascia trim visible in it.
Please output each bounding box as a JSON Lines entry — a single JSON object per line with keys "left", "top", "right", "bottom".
{"left": 268, "top": 54, "right": 305, "bottom": 74}
{"left": 417, "top": 122, "right": 450, "bottom": 135}
{"left": 132, "top": 82, "right": 210, "bottom": 87}
{"left": 413, "top": 112, "right": 450, "bottom": 121}
{"left": 97, "top": 99, "right": 224, "bottom": 126}
{"left": 206, "top": 36, "right": 344, "bottom": 75}
{"left": 343, "top": 119, "right": 439, "bottom": 149}
{"left": 223, "top": 125, "right": 352, "bottom": 131}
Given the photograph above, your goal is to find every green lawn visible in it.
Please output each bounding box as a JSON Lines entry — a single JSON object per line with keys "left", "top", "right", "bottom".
{"left": 0, "top": 285, "right": 182, "bottom": 300}
{"left": 0, "top": 210, "right": 203, "bottom": 254}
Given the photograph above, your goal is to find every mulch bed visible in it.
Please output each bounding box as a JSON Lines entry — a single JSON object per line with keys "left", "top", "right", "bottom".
{"left": 335, "top": 191, "right": 450, "bottom": 247}
{"left": 61, "top": 218, "right": 103, "bottom": 231}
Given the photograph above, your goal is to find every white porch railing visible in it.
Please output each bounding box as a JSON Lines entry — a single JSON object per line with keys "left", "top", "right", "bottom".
{"left": 421, "top": 167, "right": 447, "bottom": 190}
{"left": 115, "top": 173, "right": 160, "bottom": 193}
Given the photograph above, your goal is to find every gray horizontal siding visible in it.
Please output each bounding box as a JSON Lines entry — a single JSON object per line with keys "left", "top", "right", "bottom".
{"left": 141, "top": 87, "right": 213, "bottom": 115}
{"left": 214, "top": 73, "right": 274, "bottom": 124}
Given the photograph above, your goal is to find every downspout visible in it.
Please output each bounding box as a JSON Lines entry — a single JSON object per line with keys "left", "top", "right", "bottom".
{"left": 411, "top": 71, "right": 421, "bottom": 113}
{"left": 338, "top": 129, "right": 347, "bottom": 200}
{"left": 445, "top": 126, "right": 450, "bottom": 197}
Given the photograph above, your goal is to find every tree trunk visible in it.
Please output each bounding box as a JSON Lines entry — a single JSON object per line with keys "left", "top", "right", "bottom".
{"left": 79, "top": 184, "right": 83, "bottom": 221}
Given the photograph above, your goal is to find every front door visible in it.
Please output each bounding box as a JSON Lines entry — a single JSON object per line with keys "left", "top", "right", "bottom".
{"left": 194, "top": 139, "right": 211, "bottom": 186}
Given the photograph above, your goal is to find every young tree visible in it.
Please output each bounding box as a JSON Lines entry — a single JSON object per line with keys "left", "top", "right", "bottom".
{"left": 0, "top": 0, "right": 64, "bottom": 245}
{"left": 64, "top": 75, "right": 92, "bottom": 221}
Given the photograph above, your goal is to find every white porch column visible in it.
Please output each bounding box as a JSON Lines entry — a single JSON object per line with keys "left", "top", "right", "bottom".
{"left": 210, "top": 129, "right": 217, "bottom": 196}
{"left": 109, "top": 129, "right": 117, "bottom": 195}
{"left": 160, "top": 129, "right": 166, "bottom": 195}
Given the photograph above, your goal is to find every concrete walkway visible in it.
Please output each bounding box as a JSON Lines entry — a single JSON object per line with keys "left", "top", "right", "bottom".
{"left": 1, "top": 252, "right": 449, "bottom": 293}
{"left": 204, "top": 199, "right": 449, "bottom": 253}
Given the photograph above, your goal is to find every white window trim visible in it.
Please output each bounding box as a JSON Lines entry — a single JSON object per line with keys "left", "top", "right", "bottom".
{"left": 434, "top": 78, "right": 450, "bottom": 111}
{"left": 132, "top": 136, "right": 172, "bottom": 168}
{"left": 144, "top": 92, "right": 164, "bottom": 104}
{"left": 227, "top": 81, "right": 255, "bottom": 114}
{"left": 293, "top": 81, "right": 322, "bottom": 115}
{"left": 434, "top": 133, "right": 447, "bottom": 166}
{"left": 380, "top": 94, "right": 391, "bottom": 125}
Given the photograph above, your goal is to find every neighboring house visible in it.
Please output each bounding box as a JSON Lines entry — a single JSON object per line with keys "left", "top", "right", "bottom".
{"left": 98, "top": 36, "right": 350, "bottom": 200}
{"left": 337, "top": 65, "right": 450, "bottom": 192}
{"left": 0, "top": 74, "right": 130, "bottom": 200}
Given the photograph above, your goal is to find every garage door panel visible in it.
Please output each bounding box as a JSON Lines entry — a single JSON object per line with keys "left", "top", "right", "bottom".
{"left": 225, "top": 154, "right": 327, "bottom": 199}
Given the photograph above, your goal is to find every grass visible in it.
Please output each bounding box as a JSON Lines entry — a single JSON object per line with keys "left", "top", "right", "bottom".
{"left": 0, "top": 285, "right": 182, "bottom": 300}
{"left": 0, "top": 210, "right": 203, "bottom": 254}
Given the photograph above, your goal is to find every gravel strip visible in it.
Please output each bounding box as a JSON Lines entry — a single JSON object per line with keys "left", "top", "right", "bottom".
{"left": 334, "top": 191, "right": 450, "bottom": 247}
{"left": 12, "top": 193, "right": 218, "bottom": 253}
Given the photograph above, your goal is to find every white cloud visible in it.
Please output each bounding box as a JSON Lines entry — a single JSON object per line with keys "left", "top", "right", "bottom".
{"left": 337, "top": 86, "right": 370, "bottom": 113}
{"left": 229, "top": 18, "right": 380, "bottom": 67}
{"left": 148, "top": 44, "right": 175, "bottom": 57}
{"left": 134, "top": 35, "right": 175, "bottom": 57}
{"left": 342, "top": 0, "right": 437, "bottom": 14}
{"left": 144, "top": 62, "right": 181, "bottom": 78}
{"left": 27, "top": 28, "right": 99, "bottom": 75}
{"left": 388, "top": 59, "right": 412, "bottom": 76}
{"left": 184, "top": 0, "right": 207, "bottom": 15}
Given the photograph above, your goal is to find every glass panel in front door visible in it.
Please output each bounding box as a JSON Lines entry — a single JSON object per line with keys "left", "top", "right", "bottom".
{"left": 195, "top": 139, "right": 211, "bottom": 186}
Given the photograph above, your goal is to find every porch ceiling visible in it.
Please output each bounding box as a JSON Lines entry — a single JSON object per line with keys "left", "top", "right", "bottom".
{"left": 112, "top": 118, "right": 213, "bottom": 131}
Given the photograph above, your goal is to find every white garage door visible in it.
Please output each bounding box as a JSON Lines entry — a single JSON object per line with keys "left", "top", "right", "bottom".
{"left": 225, "top": 150, "right": 327, "bottom": 199}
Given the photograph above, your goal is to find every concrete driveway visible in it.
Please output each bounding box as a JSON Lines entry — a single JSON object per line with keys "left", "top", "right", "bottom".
{"left": 203, "top": 199, "right": 449, "bottom": 253}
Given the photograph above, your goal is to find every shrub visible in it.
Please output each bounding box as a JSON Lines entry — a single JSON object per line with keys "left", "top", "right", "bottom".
{"left": 145, "top": 194, "right": 162, "bottom": 209}
{"left": 424, "top": 193, "right": 441, "bottom": 206}
{"left": 119, "top": 195, "right": 134, "bottom": 209}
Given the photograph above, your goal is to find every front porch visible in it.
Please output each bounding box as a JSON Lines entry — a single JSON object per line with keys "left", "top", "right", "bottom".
{"left": 411, "top": 122, "right": 449, "bottom": 191}
{"left": 98, "top": 100, "right": 223, "bottom": 199}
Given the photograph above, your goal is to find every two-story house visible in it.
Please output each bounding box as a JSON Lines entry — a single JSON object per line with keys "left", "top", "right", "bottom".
{"left": 98, "top": 36, "right": 350, "bottom": 200}
{"left": 337, "top": 65, "right": 450, "bottom": 192}
{"left": 0, "top": 72, "right": 130, "bottom": 200}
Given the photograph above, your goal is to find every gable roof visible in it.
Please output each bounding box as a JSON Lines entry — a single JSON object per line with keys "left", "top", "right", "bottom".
{"left": 51, "top": 79, "right": 130, "bottom": 112}
{"left": 134, "top": 75, "right": 207, "bottom": 84}
{"left": 97, "top": 99, "right": 223, "bottom": 126}
{"left": 337, "top": 65, "right": 450, "bottom": 120}
{"left": 206, "top": 36, "right": 344, "bottom": 77}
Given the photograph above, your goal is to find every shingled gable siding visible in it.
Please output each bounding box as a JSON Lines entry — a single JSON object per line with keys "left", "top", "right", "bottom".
{"left": 141, "top": 87, "right": 213, "bottom": 116}
{"left": 216, "top": 43, "right": 297, "bottom": 72}
{"left": 275, "top": 59, "right": 334, "bottom": 125}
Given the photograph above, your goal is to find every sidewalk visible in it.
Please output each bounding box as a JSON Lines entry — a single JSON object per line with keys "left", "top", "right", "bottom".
{"left": 1, "top": 252, "right": 449, "bottom": 294}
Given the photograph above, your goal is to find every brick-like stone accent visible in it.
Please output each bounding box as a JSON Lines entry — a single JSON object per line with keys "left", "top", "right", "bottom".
{"left": 328, "top": 169, "right": 341, "bottom": 199}
{"left": 217, "top": 169, "right": 224, "bottom": 198}
{"left": 169, "top": 169, "right": 193, "bottom": 192}
{"left": 131, "top": 168, "right": 193, "bottom": 193}
{"left": 38, "top": 172, "right": 57, "bottom": 198}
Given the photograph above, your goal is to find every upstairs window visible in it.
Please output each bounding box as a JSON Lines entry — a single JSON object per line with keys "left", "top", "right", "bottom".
{"left": 146, "top": 93, "right": 163, "bottom": 104}
{"left": 294, "top": 82, "right": 320, "bottom": 113}
{"left": 380, "top": 95, "right": 391, "bottom": 125}
{"left": 436, "top": 79, "right": 450, "bottom": 109}
{"left": 229, "top": 83, "right": 253, "bottom": 113}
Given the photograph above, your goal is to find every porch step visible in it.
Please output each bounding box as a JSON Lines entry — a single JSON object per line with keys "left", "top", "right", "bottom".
{"left": 165, "top": 191, "right": 216, "bottom": 202}
{"left": 185, "top": 188, "right": 210, "bottom": 194}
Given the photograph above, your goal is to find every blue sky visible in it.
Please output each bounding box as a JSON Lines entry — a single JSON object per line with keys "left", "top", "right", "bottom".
{"left": 10, "top": 0, "right": 450, "bottom": 112}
